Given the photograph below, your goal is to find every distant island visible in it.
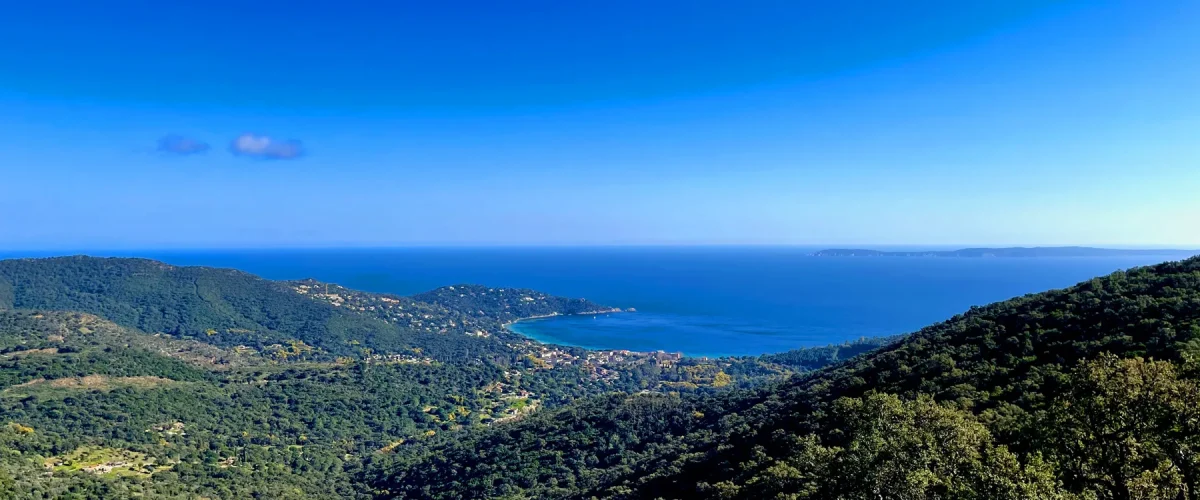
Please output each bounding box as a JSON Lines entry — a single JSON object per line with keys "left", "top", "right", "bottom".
{"left": 811, "top": 246, "right": 1200, "bottom": 258}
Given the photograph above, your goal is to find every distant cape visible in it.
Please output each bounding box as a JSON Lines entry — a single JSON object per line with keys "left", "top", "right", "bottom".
{"left": 810, "top": 246, "right": 1200, "bottom": 258}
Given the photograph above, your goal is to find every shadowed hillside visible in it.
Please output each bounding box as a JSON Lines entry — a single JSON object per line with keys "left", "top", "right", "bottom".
{"left": 370, "top": 256, "right": 1200, "bottom": 499}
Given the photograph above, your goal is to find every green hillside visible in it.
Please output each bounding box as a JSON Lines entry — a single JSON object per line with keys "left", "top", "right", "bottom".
{"left": 5, "top": 255, "right": 1196, "bottom": 498}
{"left": 0, "top": 256, "right": 615, "bottom": 362}
{"left": 370, "top": 257, "right": 1200, "bottom": 499}
{"left": 0, "top": 256, "right": 862, "bottom": 498}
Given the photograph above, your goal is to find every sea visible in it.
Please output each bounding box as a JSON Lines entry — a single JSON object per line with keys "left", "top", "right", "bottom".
{"left": 3, "top": 247, "right": 1192, "bottom": 358}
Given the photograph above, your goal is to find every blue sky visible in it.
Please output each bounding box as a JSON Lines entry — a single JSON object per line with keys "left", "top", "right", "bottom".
{"left": 1, "top": 1, "right": 1197, "bottom": 248}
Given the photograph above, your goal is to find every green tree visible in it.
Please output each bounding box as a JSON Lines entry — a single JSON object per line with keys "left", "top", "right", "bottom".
{"left": 823, "top": 393, "right": 1066, "bottom": 500}
{"left": 1045, "top": 354, "right": 1200, "bottom": 500}
{"left": 735, "top": 394, "right": 1068, "bottom": 500}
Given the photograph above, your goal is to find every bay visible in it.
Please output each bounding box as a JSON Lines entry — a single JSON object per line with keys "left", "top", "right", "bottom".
{"left": 4, "top": 247, "right": 1187, "bottom": 357}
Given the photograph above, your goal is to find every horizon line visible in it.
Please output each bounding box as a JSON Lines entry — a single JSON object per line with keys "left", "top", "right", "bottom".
{"left": 4, "top": 243, "right": 1200, "bottom": 254}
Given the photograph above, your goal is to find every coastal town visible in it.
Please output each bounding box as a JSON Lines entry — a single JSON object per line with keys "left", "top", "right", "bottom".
{"left": 285, "top": 278, "right": 747, "bottom": 393}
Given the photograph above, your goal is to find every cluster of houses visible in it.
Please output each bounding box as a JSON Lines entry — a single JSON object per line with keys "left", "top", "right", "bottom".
{"left": 292, "top": 281, "right": 488, "bottom": 335}
{"left": 362, "top": 353, "right": 434, "bottom": 365}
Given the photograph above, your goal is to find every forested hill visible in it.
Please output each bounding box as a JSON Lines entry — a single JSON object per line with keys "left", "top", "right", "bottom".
{"left": 0, "top": 256, "right": 868, "bottom": 498}
{"left": 812, "top": 245, "right": 1200, "bottom": 257}
{"left": 6, "top": 254, "right": 1200, "bottom": 498}
{"left": 372, "top": 256, "right": 1200, "bottom": 499}
{"left": 0, "top": 256, "right": 614, "bottom": 362}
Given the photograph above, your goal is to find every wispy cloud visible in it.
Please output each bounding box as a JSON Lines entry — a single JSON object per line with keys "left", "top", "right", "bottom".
{"left": 229, "top": 133, "right": 304, "bottom": 160}
{"left": 157, "top": 135, "right": 210, "bottom": 155}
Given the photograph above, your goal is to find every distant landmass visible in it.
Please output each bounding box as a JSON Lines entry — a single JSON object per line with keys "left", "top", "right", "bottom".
{"left": 811, "top": 246, "right": 1200, "bottom": 258}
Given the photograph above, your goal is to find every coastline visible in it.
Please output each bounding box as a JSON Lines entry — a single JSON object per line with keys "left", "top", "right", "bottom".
{"left": 503, "top": 307, "right": 628, "bottom": 329}
{"left": 503, "top": 308, "right": 629, "bottom": 347}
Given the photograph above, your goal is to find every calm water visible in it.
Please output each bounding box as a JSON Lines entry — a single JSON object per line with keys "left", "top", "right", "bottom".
{"left": 4, "top": 248, "right": 1191, "bottom": 357}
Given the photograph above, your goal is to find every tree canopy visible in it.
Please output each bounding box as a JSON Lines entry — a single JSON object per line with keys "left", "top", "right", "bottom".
{"left": 3, "top": 255, "right": 1200, "bottom": 498}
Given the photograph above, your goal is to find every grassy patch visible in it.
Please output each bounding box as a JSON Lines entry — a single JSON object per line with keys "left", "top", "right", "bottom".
{"left": 0, "top": 347, "right": 60, "bottom": 358}
{"left": 44, "top": 446, "right": 171, "bottom": 477}
{"left": 3, "top": 375, "right": 179, "bottom": 398}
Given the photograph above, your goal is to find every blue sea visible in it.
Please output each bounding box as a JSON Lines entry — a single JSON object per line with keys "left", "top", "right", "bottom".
{"left": 4, "top": 247, "right": 1191, "bottom": 357}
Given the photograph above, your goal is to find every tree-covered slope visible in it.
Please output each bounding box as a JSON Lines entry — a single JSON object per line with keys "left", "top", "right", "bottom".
{"left": 0, "top": 256, "right": 614, "bottom": 362}
{"left": 0, "top": 311, "right": 432, "bottom": 496}
{"left": 371, "top": 256, "right": 1200, "bottom": 499}
{"left": 0, "top": 256, "right": 398, "bottom": 356}
{"left": 14, "top": 254, "right": 1197, "bottom": 498}
{"left": 0, "top": 256, "right": 851, "bottom": 390}
{"left": 0, "top": 309, "right": 638, "bottom": 498}
{"left": 0, "top": 257, "right": 887, "bottom": 498}
{"left": 0, "top": 308, "right": 892, "bottom": 498}
{"left": 411, "top": 284, "right": 621, "bottom": 321}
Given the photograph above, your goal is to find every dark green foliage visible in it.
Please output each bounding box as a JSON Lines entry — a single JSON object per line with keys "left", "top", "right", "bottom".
{"left": 725, "top": 393, "right": 1067, "bottom": 500}
{"left": 412, "top": 284, "right": 617, "bottom": 322}
{"left": 0, "top": 291, "right": 821, "bottom": 498}
{"left": 0, "top": 309, "right": 638, "bottom": 498}
{"left": 0, "top": 257, "right": 611, "bottom": 363}
{"left": 367, "top": 393, "right": 709, "bottom": 498}
{"left": 371, "top": 256, "right": 1200, "bottom": 499}
{"left": 0, "top": 257, "right": 882, "bottom": 498}
{"left": 1041, "top": 355, "right": 1200, "bottom": 499}
{"left": 631, "top": 258, "right": 1200, "bottom": 498}
{"left": 0, "top": 256, "right": 395, "bottom": 356}
{"left": 0, "top": 277, "right": 13, "bottom": 310}
{"left": 758, "top": 335, "right": 899, "bottom": 370}
{"left": 13, "top": 255, "right": 1198, "bottom": 498}
{"left": 0, "top": 347, "right": 211, "bottom": 389}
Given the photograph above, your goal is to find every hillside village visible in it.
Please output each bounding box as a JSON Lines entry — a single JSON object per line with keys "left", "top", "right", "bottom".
{"left": 0, "top": 257, "right": 911, "bottom": 498}
{"left": 287, "top": 279, "right": 695, "bottom": 385}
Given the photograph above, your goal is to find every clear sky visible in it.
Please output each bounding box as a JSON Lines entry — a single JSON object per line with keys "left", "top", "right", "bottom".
{"left": 1, "top": 1, "right": 1197, "bottom": 249}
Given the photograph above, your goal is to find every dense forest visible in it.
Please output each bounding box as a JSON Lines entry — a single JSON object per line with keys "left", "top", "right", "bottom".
{"left": 370, "top": 256, "right": 1200, "bottom": 499}
{"left": 2, "top": 255, "right": 1198, "bottom": 498}
{"left": 0, "top": 256, "right": 870, "bottom": 498}
{"left": 0, "top": 256, "right": 612, "bottom": 363}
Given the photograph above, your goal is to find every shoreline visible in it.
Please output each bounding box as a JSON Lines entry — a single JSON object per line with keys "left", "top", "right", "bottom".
{"left": 504, "top": 309, "right": 700, "bottom": 360}
{"left": 503, "top": 308, "right": 629, "bottom": 348}
{"left": 502, "top": 307, "right": 627, "bottom": 330}
{"left": 502, "top": 310, "right": 853, "bottom": 360}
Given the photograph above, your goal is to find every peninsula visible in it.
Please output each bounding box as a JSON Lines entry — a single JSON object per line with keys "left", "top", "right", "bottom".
{"left": 811, "top": 246, "right": 1200, "bottom": 258}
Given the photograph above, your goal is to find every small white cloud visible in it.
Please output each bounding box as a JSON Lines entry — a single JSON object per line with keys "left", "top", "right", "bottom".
{"left": 229, "top": 133, "right": 304, "bottom": 160}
